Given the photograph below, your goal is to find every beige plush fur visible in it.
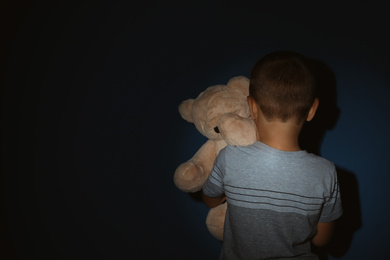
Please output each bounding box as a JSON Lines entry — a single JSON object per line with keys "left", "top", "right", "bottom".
{"left": 174, "top": 76, "right": 257, "bottom": 240}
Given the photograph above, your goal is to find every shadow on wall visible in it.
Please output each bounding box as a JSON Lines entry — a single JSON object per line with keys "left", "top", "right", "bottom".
{"left": 312, "top": 166, "right": 362, "bottom": 260}
{"left": 300, "top": 59, "right": 362, "bottom": 259}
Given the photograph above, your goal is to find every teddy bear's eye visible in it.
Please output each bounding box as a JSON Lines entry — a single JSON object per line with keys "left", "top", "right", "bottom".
{"left": 214, "top": 126, "right": 220, "bottom": 133}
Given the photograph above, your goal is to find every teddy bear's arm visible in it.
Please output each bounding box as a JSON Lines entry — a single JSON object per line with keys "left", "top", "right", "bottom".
{"left": 206, "top": 202, "right": 227, "bottom": 241}
{"left": 174, "top": 140, "right": 217, "bottom": 192}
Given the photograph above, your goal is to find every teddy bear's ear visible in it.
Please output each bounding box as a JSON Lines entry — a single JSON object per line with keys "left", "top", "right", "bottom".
{"left": 178, "top": 99, "right": 195, "bottom": 123}
{"left": 227, "top": 76, "right": 250, "bottom": 96}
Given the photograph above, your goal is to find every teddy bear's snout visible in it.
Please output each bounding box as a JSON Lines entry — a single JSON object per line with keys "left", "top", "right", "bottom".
{"left": 214, "top": 126, "right": 220, "bottom": 133}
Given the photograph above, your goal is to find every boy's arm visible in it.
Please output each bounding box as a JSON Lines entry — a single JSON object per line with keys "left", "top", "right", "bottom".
{"left": 202, "top": 191, "right": 226, "bottom": 208}
{"left": 311, "top": 221, "right": 335, "bottom": 247}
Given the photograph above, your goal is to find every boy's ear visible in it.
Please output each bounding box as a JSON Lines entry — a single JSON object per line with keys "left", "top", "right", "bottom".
{"left": 247, "top": 96, "right": 258, "bottom": 120}
{"left": 306, "top": 98, "right": 319, "bottom": 122}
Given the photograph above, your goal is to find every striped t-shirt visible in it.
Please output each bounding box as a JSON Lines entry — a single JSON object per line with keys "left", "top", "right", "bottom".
{"left": 203, "top": 141, "right": 343, "bottom": 260}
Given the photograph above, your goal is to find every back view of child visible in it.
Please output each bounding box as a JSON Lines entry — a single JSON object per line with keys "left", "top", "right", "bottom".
{"left": 202, "top": 51, "right": 343, "bottom": 260}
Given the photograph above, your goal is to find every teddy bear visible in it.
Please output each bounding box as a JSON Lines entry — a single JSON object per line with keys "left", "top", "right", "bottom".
{"left": 174, "top": 76, "right": 257, "bottom": 240}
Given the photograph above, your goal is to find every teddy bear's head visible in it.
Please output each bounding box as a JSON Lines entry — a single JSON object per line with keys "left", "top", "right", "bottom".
{"left": 178, "top": 76, "right": 250, "bottom": 141}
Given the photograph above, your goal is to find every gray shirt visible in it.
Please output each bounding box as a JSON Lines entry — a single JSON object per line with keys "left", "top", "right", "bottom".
{"left": 203, "top": 142, "right": 343, "bottom": 260}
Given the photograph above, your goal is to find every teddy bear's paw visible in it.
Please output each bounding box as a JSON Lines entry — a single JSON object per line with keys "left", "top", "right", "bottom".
{"left": 173, "top": 161, "right": 206, "bottom": 192}
{"left": 206, "top": 202, "right": 227, "bottom": 241}
{"left": 218, "top": 114, "right": 257, "bottom": 146}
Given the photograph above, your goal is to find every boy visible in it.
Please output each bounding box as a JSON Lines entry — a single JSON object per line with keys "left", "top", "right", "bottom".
{"left": 202, "top": 51, "right": 343, "bottom": 260}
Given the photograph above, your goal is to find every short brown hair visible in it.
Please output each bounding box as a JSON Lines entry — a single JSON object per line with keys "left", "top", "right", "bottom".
{"left": 249, "top": 51, "right": 316, "bottom": 124}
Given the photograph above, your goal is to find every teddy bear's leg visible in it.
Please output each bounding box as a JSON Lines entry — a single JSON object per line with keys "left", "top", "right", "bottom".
{"left": 174, "top": 140, "right": 217, "bottom": 192}
{"left": 206, "top": 202, "right": 227, "bottom": 241}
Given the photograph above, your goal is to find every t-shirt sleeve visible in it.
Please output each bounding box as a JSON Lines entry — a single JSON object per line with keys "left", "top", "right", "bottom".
{"left": 202, "top": 151, "right": 225, "bottom": 198}
{"left": 319, "top": 168, "right": 343, "bottom": 223}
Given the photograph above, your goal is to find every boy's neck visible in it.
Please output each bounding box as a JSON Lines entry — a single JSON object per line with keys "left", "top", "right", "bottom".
{"left": 256, "top": 120, "right": 303, "bottom": 152}
{"left": 248, "top": 97, "right": 309, "bottom": 152}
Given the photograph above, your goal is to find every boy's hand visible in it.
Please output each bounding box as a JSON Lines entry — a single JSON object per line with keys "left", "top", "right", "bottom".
{"left": 202, "top": 192, "right": 226, "bottom": 208}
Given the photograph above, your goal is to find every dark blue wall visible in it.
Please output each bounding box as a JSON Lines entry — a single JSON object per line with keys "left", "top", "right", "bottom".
{"left": 2, "top": 1, "right": 390, "bottom": 259}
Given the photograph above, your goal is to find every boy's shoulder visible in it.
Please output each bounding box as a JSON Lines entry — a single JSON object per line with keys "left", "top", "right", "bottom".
{"left": 222, "top": 142, "right": 335, "bottom": 169}
{"left": 304, "top": 151, "right": 335, "bottom": 169}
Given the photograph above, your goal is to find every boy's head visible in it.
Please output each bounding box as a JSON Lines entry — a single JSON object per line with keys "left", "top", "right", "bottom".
{"left": 249, "top": 51, "right": 316, "bottom": 125}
